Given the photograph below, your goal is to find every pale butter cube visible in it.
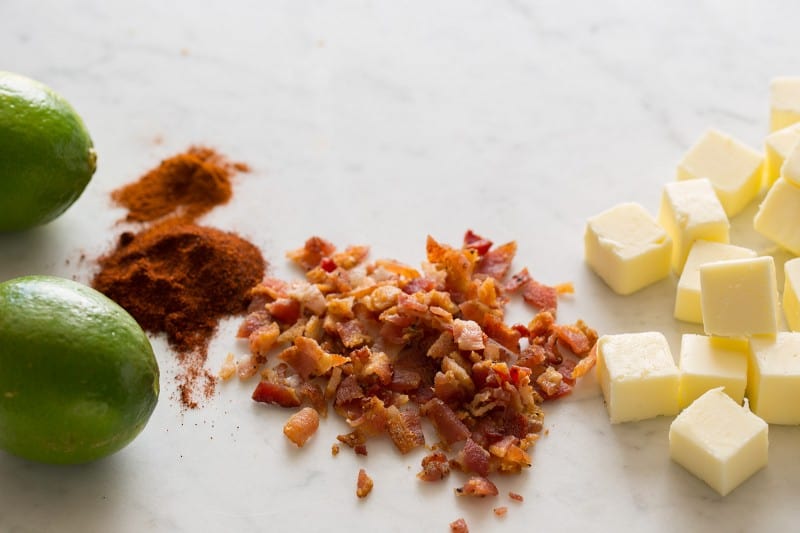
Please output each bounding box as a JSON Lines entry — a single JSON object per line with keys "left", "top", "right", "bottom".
{"left": 678, "top": 334, "right": 748, "bottom": 409}
{"left": 783, "top": 258, "right": 800, "bottom": 332}
{"left": 669, "top": 388, "right": 768, "bottom": 496}
{"left": 780, "top": 140, "right": 800, "bottom": 186}
{"left": 748, "top": 333, "right": 800, "bottom": 424}
{"left": 596, "top": 332, "right": 679, "bottom": 423}
{"left": 753, "top": 178, "right": 800, "bottom": 255}
{"left": 677, "top": 129, "right": 764, "bottom": 217}
{"left": 700, "top": 256, "right": 778, "bottom": 337}
{"left": 764, "top": 123, "right": 800, "bottom": 186}
{"left": 675, "top": 241, "right": 756, "bottom": 324}
{"left": 770, "top": 77, "right": 800, "bottom": 132}
{"left": 584, "top": 202, "right": 672, "bottom": 295}
{"left": 658, "top": 179, "right": 729, "bottom": 274}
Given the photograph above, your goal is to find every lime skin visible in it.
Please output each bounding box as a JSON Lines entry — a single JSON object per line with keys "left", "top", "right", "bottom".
{"left": 0, "top": 276, "right": 159, "bottom": 464}
{"left": 0, "top": 71, "right": 97, "bottom": 232}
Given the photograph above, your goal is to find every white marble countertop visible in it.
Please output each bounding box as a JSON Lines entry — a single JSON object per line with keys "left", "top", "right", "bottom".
{"left": 3, "top": 1, "right": 800, "bottom": 531}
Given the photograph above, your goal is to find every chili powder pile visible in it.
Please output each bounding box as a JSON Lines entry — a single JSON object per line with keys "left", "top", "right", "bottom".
{"left": 92, "top": 147, "right": 266, "bottom": 409}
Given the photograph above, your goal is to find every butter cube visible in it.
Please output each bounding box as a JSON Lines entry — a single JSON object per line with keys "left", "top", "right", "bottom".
{"left": 584, "top": 202, "right": 672, "bottom": 295}
{"left": 700, "top": 256, "right": 778, "bottom": 337}
{"left": 674, "top": 241, "right": 756, "bottom": 324}
{"left": 753, "top": 178, "right": 800, "bottom": 255}
{"left": 678, "top": 334, "right": 748, "bottom": 409}
{"left": 669, "top": 388, "right": 768, "bottom": 496}
{"left": 764, "top": 123, "right": 800, "bottom": 186}
{"left": 770, "top": 77, "right": 800, "bottom": 132}
{"left": 677, "top": 129, "right": 764, "bottom": 217}
{"left": 783, "top": 258, "right": 800, "bottom": 332}
{"left": 657, "top": 179, "right": 729, "bottom": 274}
{"left": 596, "top": 332, "right": 679, "bottom": 423}
{"left": 781, "top": 140, "right": 800, "bottom": 186}
{"left": 748, "top": 333, "right": 800, "bottom": 424}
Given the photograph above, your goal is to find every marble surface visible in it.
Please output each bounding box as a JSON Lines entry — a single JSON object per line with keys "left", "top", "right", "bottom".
{"left": 3, "top": 1, "right": 800, "bottom": 531}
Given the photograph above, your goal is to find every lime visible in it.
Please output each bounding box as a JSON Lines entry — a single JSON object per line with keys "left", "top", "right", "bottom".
{"left": 0, "top": 71, "right": 97, "bottom": 232}
{"left": 0, "top": 276, "right": 159, "bottom": 464}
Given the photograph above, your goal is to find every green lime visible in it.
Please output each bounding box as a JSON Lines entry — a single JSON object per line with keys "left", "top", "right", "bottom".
{"left": 0, "top": 276, "right": 159, "bottom": 464}
{"left": 0, "top": 71, "right": 97, "bottom": 232}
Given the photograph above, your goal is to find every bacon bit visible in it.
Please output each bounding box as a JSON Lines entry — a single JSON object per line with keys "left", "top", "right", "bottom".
{"left": 422, "top": 398, "right": 470, "bottom": 446}
{"left": 493, "top": 506, "right": 508, "bottom": 517}
{"left": 522, "top": 279, "right": 558, "bottom": 314}
{"left": 386, "top": 405, "right": 425, "bottom": 454}
{"left": 237, "top": 309, "right": 271, "bottom": 338}
{"left": 476, "top": 241, "right": 517, "bottom": 280}
{"left": 455, "top": 438, "right": 491, "bottom": 477}
{"left": 331, "top": 443, "right": 340, "bottom": 456}
{"left": 237, "top": 353, "right": 260, "bottom": 379}
{"left": 452, "top": 319, "right": 486, "bottom": 351}
{"left": 417, "top": 451, "right": 451, "bottom": 481}
{"left": 356, "top": 468, "right": 373, "bottom": 498}
{"left": 463, "top": 229, "right": 493, "bottom": 255}
{"left": 535, "top": 366, "right": 564, "bottom": 397}
{"left": 449, "top": 518, "right": 469, "bottom": 533}
{"left": 266, "top": 298, "right": 301, "bottom": 324}
{"left": 456, "top": 476, "right": 499, "bottom": 497}
{"left": 354, "top": 444, "right": 368, "bottom": 456}
{"left": 279, "top": 337, "right": 349, "bottom": 380}
{"left": 283, "top": 407, "right": 319, "bottom": 447}
{"left": 249, "top": 321, "right": 280, "bottom": 358}
{"left": 509, "top": 491, "right": 524, "bottom": 502}
{"left": 218, "top": 353, "right": 236, "bottom": 380}
{"left": 287, "top": 236, "right": 337, "bottom": 271}
{"left": 336, "top": 319, "right": 372, "bottom": 348}
{"left": 252, "top": 380, "right": 301, "bottom": 407}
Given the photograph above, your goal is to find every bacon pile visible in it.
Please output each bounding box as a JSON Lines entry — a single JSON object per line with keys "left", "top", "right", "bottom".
{"left": 233, "top": 231, "right": 597, "bottom": 487}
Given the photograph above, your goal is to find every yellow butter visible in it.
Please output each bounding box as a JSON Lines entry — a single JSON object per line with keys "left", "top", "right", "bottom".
{"left": 783, "top": 258, "right": 800, "bottom": 332}
{"left": 669, "top": 388, "right": 768, "bottom": 496}
{"left": 584, "top": 202, "right": 672, "bottom": 295}
{"left": 753, "top": 178, "right": 800, "bottom": 255}
{"left": 748, "top": 333, "right": 800, "bottom": 424}
{"left": 677, "top": 334, "right": 747, "bottom": 409}
{"left": 770, "top": 76, "right": 800, "bottom": 132}
{"left": 677, "top": 129, "right": 763, "bottom": 217}
{"left": 764, "top": 123, "right": 800, "bottom": 187}
{"left": 699, "top": 256, "right": 778, "bottom": 338}
{"left": 675, "top": 241, "right": 756, "bottom": 324}
{"left": 658, "top": 179, "right": 729, "bottom": 274}
{"left": 780, "top": 140, "right": 800, "bottom": 186}
{"left": 596, "top": 332, "right": 679, "bottom": 423}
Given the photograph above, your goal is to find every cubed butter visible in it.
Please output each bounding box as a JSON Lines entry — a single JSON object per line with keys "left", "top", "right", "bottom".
{"left": 780, "top": 140, "right": 800, "bottom": 186}
{"left": 783, "top": 258, "right": 800, "bottom": 332}
{"left": 669, "top": 388, "right": 768, "bottom": 496}
{"left": 584, "top": 202, "right": 672, "bottom": 295}
{"left": 753, "top": 178, "right": 800, "bottom": 255}
{"left": 700, "top": 256, "right": 778, "bottom": 337}
{"left": 674, "top": 241, "right": 756, "bottom": 324}
{"left": 657, "top": 179, "right": 729, "bottom": 274}
{"left": 678, "top": 334, "right": 748, "bottom": 409}
{"left": 748, "top": 332, "right": 800, "bottom": 424}
{"left": 764, "top": 123, "right": 800, "bottom": 186}
{"left": 770, "top": 76, "right": 800, "bottom": 132}
{"left": 677, "top": 129, "right": 763, "bottom": 217}
{"left": 596, "top": 332, "right": 679, "bottom": 423}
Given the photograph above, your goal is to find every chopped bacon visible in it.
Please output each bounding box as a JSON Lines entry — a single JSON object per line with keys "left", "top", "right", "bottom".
{"left": 505, "top": 268, "right": 532, "bottom": 293}
{"left": 475, "top": 241, "right": 516, "bottom": 280}
{"left": 237, "top": 353, "right": 260, "bottom": 379}
{"left": 252, "top": 380, "right": 301, "bottom": 407}
{"left": 249, "top": 321, "right": 280, "bottom": 358}
{"left": 422, "top": 398, "right": 470, "bottom": 446}
{"left": 455, "top": 476, "right": 499, "bottom": 497}
{"left": 463, "top": 230, "right": 493, "bottom": 256}
{"left": 283, "top": 407, "right": 319, "bottom": 447}
{"left": 237, "top": 309, "right": 272, "bottom": 338}
{"left": 279, "top": 337, "right": 349, "bottom": 381}
{"left": 386, "top": 405, "right": 425, "bottom": 454}
{"left": 452, "top": 319, "right": 486, "bottom": 351}
{"left": 336, "top": 319, "right": 372, "bottom": 348}
{"left": 509, "top": 491, "right": 524, "bottom": 502}
{"left": 493, "top": 507, "right": 508, "bottom": 517}
{"left": 417, "top": 451, "right": 451, "bottom": 481}
{"left": 266, "top": 298, "right": 301, "bottom": 324}
{"left": 522, "top": 279, "right": 558, "bottom": 313}
{"left": 449, "top": 518, "right": 469, "bottom": 533}
{"left": 389, "top": 368, "right": 421, "bottom": 392}
{"left": 218, "top": 353, "right": 236, "bottom": 380}
{"left": 454, "top": 438, "right": 490, "bottom": 477}
{"left": 332, "top": 245, "right": 370, "bottom": 270}
{"left": 287, "top": 236, "right": 337, "bottom": 270}
{"left": 356, "top": 468, "right": 373, "bottom": 498}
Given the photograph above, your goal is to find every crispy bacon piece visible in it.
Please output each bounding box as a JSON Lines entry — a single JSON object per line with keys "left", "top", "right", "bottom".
{"left": 455, "top": 476, "right": 499, "bottom": 497}
{"left": 356, "top": 468, "right": 373, "bottom": 498}
{"left": 287, "top": 236, "right": 337, "bottom": 270}
{"left": 422, "top": 398, "right": 470, "bottom": 446}
{"left": 336, "top": 319, "right": 372, "bottom": 348}
{"left": 279, "top": 337, "right": 349, "bottom": 381}
{"left": 449, "top": 518, "right": 469, "bottom": 533}
{"left": 283, "top": 407, "right": 319, "bottom": 447}
{"left": 522, "top": 279, "right": 558, "bottom": 313}
{"left": 452, "top": 319, "right": 486, "bottom": 351}
{"left": 509, "top": 491, "right": 524, "bottom": 502}
{"left": 249, "top": 321, "right": 280, "bottom": 358}
{"left": 386, "top": 405, "right": 425, "bottom": 454}
{"left": 476, "top": 241, "right": 516, "bottom": 280}
{"left": 417, "top": 451, "right": 451, "bottom": 481}
{"left": 266, "top": 298, "right": 301, "bottom": 324}
{"left": 454, "top": 438, "right": 490, "bottom": 477}
{"left": 252, "top": 380, "right": 301, "bottom": 407}
{"left": 463, "top": 230, "right": 493, "bottom": 255}
{"left": 493, "top": 507, "right": 508, "bottom": 517}
{"left": 218, "top": 353, "right": 236, "bottom": 380}
{"left": 237, "top": 309, "right": 272, "bottom": 338}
